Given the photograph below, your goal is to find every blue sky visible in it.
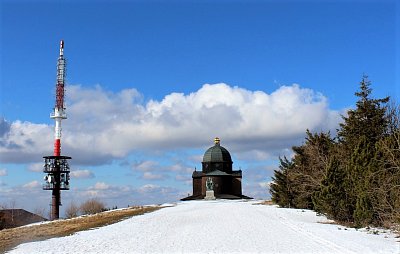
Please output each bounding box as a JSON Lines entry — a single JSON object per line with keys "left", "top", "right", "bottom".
{"left": 0, "top": 0, "right": 399, "bottom": 216}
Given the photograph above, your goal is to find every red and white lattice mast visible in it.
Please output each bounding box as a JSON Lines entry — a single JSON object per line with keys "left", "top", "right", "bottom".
{"left": 43, "top": 40, "right": 71, "bottom": 220}
{"left": 53, "top": 40, "right": 67, "bottom": 156}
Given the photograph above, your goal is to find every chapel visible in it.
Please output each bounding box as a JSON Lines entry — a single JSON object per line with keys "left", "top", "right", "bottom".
{"left": 181, "top": 137, "right": 252, "bottom": 200}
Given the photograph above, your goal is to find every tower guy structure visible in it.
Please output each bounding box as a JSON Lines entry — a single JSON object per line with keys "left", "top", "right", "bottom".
{"left": 43, "top": 40, "right": 71, "bottom": 220}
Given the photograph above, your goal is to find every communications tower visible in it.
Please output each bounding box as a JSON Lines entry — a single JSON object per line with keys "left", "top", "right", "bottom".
{"left": 43, "top": 40, "right": 71, "bottom": 220}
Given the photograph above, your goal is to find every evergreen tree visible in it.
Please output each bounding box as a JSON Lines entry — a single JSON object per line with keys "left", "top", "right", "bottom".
{"left": 347, "top": 136, "right": 377, "bottom": 226}
{"left": 313, "top": 156, "right": 353, "bottom": 222}
{"left": 334, "top": 75, "right": 389, "bottom": 226}
{"left": 270, "top": 157, "right": 295, "bottom": 208}
{"left": 269, "top": 75, "right": 398, "bottom": 228}
{"left": 338, "top": 75, "right": 389, "bottom": 147}
{"left": 290, "top": 130, "right": 334, "bottom": 209}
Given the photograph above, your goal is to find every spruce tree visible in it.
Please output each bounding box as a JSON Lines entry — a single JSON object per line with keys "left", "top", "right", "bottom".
{"left": 270, "top": 157, "right": 295, "bottom": 208}
{"left": 313, "top": 156, "right": 353, "bottom": 222}
{"left": 335, "top": 75, "right": 389, "bottom": 226}
{"left": 348, "top": 136, "right": 377, "bottom": 226}
{"left": 338, "top": 75, "right": 389, "bottom": 147}
{"left": 270, "top": 75, "right": 397, "bottom": 227}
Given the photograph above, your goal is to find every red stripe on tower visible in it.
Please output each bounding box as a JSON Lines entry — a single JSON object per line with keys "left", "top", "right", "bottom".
{"left": 54, "top": 139, "right": 61, "bottom": 156}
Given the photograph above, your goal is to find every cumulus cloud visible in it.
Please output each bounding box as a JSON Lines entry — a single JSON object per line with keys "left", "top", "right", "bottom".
{"left": 0, "top": 83, "right": 341, "bottom": 165}
{"left": 28, "top": 163, "right": 43, "bottom": 172}
{"left": 137, "top": 184, "right": 159, "bottom": 193}
{"left": 70, "top": 169, "right": 95, "bottom": 179}
{"left": 23, "top": 180, "right": 41, "bottom": 189}
{"left": 258, "top": 181, "right": 273, "bottom": 188}
{"left": 0, "top": 117, "right": 11, "bottom": 137}
{"left": 132, "top": 160, "right": 159, "bottom": 172}
{"left": 142, "top": 172, "right": 167, "bottom": 180}
{"left": 0, "top": 120, "right": 53, "bottom": 163}
{"left": 175, "top": 174, "right": 191, "bottom": 185}
{"left": 0, "top": 169, "right": 7, "bottom": 176}
{"left": 131, "top": 160, "right": 190, "bottom": 181}
{"left": 0, "top": 177, "right": 182, "bottom": 214}
{"left": 92, "top": 182, "right": 110, "bottom": 190}
{"left": 74, "top": 182, "right": 180, "bottom": 207}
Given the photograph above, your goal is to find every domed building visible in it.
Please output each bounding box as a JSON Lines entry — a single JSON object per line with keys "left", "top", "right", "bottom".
{"left": 182, "top": 137, "right": 251, "bottom": 200}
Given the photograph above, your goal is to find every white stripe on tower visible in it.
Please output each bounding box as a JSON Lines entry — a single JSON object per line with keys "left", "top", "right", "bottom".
{"left": 51, "top": 40, "right": 67, "bottom": 156}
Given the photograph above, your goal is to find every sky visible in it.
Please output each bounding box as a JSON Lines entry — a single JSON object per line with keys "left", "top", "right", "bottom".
{"left": 0, "top": 0, "right": 399, "bottom": 217}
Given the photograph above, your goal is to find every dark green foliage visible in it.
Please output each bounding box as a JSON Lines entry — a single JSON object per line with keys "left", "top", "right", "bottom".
{"left": 270, "top": 75, "right": 399, "bottom": 228}
{"left": 338, "top": 75, "right": 389, "bottom": 147}
{"left": 348, "top": 136, "right": 383, "bottom": 226}
{"left": 336, "top": 76, "right": 388, "bottom": 226}
{"left": 313, "top": 156, "right": 353, "bottom": 222}
{"left": 270, "top": 157, "right": 294, "bottom": 208}
{"left": 354, "top": 193, "right": 374, "bottom": 227}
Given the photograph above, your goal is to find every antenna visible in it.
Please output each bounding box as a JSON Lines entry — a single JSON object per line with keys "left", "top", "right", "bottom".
{"left": 43, "top": 40, "right": 71, "bottom": 220}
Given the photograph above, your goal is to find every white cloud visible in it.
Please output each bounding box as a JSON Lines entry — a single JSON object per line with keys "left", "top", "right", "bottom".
{"left": 237, "top": 150, "right": 273, "bottom": 161}
{"left": 167, "top": 163, "right": 192, "bottom": 173}
{"left": 0, "top": 169, "right": 7, "bottom": 176}
{"left": 70, "top": 169, "right": 95, "bottom": 179}
{"left": 0, "top": 83, "right": 341, "bottom": 165}
{"left": 0, "top": 120, "right": 53, "bottom": 163}
{"left": 175, "top": 174, "right": 191, "bottom": 185}
{"left": 81, "top": 182, "right": 176, "bottom": 202}
{"left": 23, "top": 180, "right": 41, "bottom": 189}
{"left": 132, "top": 160, "right": 192, "bottom": 178}
{"left": 28, "top": 163, "right": 43, "bottom": 172}
{"left": 93, "top": 182, "right": 110, "bottom": 190}
{"left": 132, "top": 161, "right": 159, "bottom": 172}
{"left": 258, "top": 181, "right": 273, "bottom": 189}
{"left": 0, "top": 180, "right": 181, "bottom": 214}
{"left": 188, "top": 155, "right": 203, "bottom": 164}
{"left": 142, "top": 172, "right": 166, "bottom": 180}
{"left": 137, "top": 184, "right": 159, "bottom": 193}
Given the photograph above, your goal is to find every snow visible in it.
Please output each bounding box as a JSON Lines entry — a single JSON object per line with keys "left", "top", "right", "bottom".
{"left": 7, "top": 200, "right": 399, "bottom": 254}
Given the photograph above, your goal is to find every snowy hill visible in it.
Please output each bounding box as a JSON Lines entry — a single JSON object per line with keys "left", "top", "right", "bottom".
{"left": 7, "top": 200, "right": 399, "bottom": 254}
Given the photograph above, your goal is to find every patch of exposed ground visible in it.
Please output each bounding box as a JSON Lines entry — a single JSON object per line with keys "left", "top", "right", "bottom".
{"left": 0, "top": 206, "right": 161, "bottom": 253}
{"left": 253, "top": 200, "right": 274, "bottom": 205}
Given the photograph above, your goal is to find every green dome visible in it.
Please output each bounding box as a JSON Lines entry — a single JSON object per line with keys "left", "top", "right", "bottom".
{"left": 202, "top": 138, "right": 232, "bottom": 163}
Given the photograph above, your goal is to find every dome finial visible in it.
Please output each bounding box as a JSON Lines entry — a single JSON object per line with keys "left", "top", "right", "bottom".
{"left": 214, "top": 137, "right": 220, "bottom": 145}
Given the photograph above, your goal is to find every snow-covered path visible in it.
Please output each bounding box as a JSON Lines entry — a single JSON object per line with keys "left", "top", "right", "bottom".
{"left": 8, "top": 200, "right": 399, "bottom": 254}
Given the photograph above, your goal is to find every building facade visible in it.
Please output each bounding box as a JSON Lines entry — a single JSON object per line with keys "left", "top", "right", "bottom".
{"left": 182, "top": 138, "right": 251, "bottom": 200}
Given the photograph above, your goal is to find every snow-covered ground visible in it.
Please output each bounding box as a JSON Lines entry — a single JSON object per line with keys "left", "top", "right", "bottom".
{"left": 7, "top": 200, "right": 399, "bottom": 254}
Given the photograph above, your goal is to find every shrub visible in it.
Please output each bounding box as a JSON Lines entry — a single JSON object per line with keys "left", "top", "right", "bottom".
{"left": 80, "top": 198, "right": 106, "bottom": 215}
{"left": 65, "top": 201, "right": 80, "bottom": 219}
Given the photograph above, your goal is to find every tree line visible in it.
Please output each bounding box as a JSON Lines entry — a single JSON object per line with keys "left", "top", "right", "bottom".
{"left": 270, "top": 76, "right": 400, "bottom": 228}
